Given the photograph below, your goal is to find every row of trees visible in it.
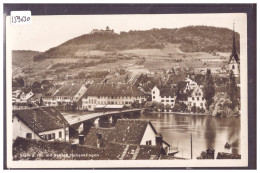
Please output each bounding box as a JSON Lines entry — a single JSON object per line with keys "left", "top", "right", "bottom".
{"left": 203, "top": 69, "right": 239, "bottom": 112}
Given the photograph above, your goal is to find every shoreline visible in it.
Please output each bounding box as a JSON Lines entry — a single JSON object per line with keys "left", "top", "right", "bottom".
{"left": 147, "top": 111, "right": 211, "bottom": 116}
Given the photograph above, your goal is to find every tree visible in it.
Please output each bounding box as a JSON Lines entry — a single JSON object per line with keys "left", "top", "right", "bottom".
{"left": 165, "top": 104, "right": 171, "bottom": 112}
{"left": 32, "top": 81, "right": 42, "bottom": 93}
{"left": 203, "top": 69, "right": 215, "bottom": 110}
{"left": 131, "top": 100, "right": 140, "bottom": 108}
{"left": 172, "top": 103, "right": 181, "bottom": 112}
{"left": 191, "top": 105, "right": 197, "bottom": 113}
{"left": 228, "top": 71, "right": 239, "bottom": 110}
{"left": 76, "top": 72, "right": 86, "bottom": 79}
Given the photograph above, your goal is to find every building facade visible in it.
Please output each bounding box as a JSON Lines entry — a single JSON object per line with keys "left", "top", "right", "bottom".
{"left": 151, "top": 86, "right": 177, "bottom": 107}
{"left": 12, "top": 107, "right": 69, "bottom": 141}
{"left": 187, "top": 85, "right": 206, "bottom": 110}
{"left": 82, "top": 83, "right": 147, "bottom": 111}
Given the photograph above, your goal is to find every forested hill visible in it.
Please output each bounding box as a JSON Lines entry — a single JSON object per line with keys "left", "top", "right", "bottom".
{"left": 33, "top": 26, "right": 240, "bottom": 61}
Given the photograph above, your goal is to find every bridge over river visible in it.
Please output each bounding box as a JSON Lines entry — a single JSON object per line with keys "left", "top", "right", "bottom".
{"left": 62, "top": 109, "right": 143, "bottom": 132}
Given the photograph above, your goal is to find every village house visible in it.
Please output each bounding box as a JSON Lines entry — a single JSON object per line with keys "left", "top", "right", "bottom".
{"left": 84, "top": 119, "right": 170, "bottom": 158}
{"left": 12, "top": 90, "right": 22, "bottom": 103}
{"left": 28, "top": 93, "right": 43, "bottom": 105}
{"left": 17, "top": 91, "right": 34, "bottom": 103}
{"left": 187, "top": 85, "right": 206, "bottom": 110}
{"left": 12, "top": 107, "right": 69, "bottom": 141}
{"left": 54, "top": 83, "right": 88, "bottom": 108}
{"left": 42, "top": 87, "right": 59, "bottom": 107}
{"left": 151, "top": 86, "right": 177, "bottom": 107}
{"left": 82, "top": 83, "right": 147, "bottom": 111}
{"left": 12, "top": 119, "right": 168, "bottom": 160}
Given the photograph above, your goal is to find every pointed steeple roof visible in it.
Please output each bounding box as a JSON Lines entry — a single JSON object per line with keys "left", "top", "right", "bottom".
{"left": 229, "top": 23, "right": 240, "bottom": 64}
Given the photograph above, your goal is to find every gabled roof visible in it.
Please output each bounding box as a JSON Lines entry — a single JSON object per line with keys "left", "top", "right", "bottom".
{"left": 30, "top": 93, "right": 43, "bottom": 101}
{"left": 85, "top": 83, "right": 146, "bottom": 97}
{"left": 107, "top": 142, "right": 162, "bottom": 160}
{"left": 43, "top": 87, "right": 58, "bottom": 97}
{"left": 109, "top": 119, "right": 157, "bottom": 145}
{"left": 167, "top": 75, "right": 186, "bottom": 84}
{"left": 176, "top": 93, "right": 190, "bottom": 101}
{"left": 156, "top": 86, "right": 178, "bottom": 97}
{"left": 12, "top": 137, "right": 162, "bottom": 160}
{"left": 54, "top": 83, "right": 83, "bottom": 97}
{"left": 84, "top": 127, "right": 114, "bottom": 147}
{"left": 13, "top": 107, "right": 69, "bottom": 133}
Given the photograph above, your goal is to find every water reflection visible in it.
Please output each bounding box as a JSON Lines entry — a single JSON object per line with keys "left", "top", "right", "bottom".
{"left": 80, "top": 111, "right": 240, "bottom": 159}
{"left": 138, "top": 112, "right": 240, "bottom": 159}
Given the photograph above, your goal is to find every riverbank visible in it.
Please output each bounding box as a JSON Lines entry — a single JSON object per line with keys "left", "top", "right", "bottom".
{"left": 148, "top": 111, "right": 210, "bottom": 116}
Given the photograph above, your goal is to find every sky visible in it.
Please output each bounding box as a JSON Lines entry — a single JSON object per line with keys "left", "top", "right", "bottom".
{"left": 6, "top": 13, "right": 247, "bottom": 52}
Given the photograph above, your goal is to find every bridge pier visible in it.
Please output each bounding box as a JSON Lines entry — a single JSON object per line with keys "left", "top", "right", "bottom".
{"left": 83, "top": 121, "right": 93, "bottom": 134}
{"left": 99, "top": 116, "right": 109, "bottom": 122}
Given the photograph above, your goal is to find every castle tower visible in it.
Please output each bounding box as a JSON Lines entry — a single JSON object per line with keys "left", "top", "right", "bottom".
{"left": 228, "top": 23, "right": 240, "bottom": 77}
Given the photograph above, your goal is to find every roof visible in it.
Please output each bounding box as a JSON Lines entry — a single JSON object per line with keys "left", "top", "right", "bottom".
{"left": 156, "top": 86, "right": 178, "bottom": 97}
{"left": 12, "top": 137, "right": 162, "bottom": 160}
{"left": 13, "top": 137, "right": 107, "bottom": 160}
{"left": 13, "top": 107, "right": 69, "bottom": 133}
{"left": 54, "top": 83, "right": 83, "bottom": 97}
{"left": 84, "top": 127, "right": 114, "bottom": 147}
{"left": 43, "top": 87, "right": 58, "bottom": 97}
{"left": 176, "top": 93, "right": 190, "bottom": 101}
{"left": 167, "top": 75, "right": 186, "bottom": 84}
{"left": 177, "top": 81, "right": 188, "bottom": 91}
{"left": 30, "top": 93, "right": 43, "bottom": 101}
{"left": 85, "top": 83, "right": 146, "bottom": 97}
{"left": 109, "top": 119, "right": 157, "bottom": 145}
{"left": 107, "top": 142, "right": 162, "bottom": 160}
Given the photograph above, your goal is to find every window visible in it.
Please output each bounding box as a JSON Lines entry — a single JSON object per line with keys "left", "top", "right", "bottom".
{"left": 146, "top": 140, "right": 152, "bottom": 145}
{"left": 195, "top": 93, "right": 197, "bottom": 96}
{"left": 48, "top": 134, "right": 51, "bottom": 140}
{"left": 193, "top": 103, "right": 196, "bottom": 107}
{"left": 153, "top": 91, "right": 155, "bottom": 94}
{"left": 51, "top": 133, "right": 55, "bottom": 139}
{"left": 59, "top": 132, "right": 62, "bottom": 138}
{"left": 202, "top": 97, "right": 204, "bottom": 100}
{"left": 153, "top": 96, "right": 155, "bottom": 99}
{"left": 26, "top": 133, "right": 32, "bottom": 139}
{"left": 171, "top": 100, "right": 174, "bottom": 102}
{"left": 192, "top": 97, "right": 194, "bottom": 100}
{"left": 200, "top": 103, "right": 203, "bottom": 106}
{"left": 232, "top": 65, "right": 235, "bottom": 69}
{"left": 199, "top": 93, "right": 201, "bottom": 96}
{"left": 166, "top": 100, "right": 169, "bottom": 102}
{"left": 197, "top": 97, "right": 199, "bottom": 101}
{"left": 161, "top": 100, "right": 164, "bottom": 102}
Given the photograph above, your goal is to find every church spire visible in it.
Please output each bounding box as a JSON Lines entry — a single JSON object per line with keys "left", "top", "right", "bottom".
{"left": 232, "top": 22, "right": 237, "bottom": 55}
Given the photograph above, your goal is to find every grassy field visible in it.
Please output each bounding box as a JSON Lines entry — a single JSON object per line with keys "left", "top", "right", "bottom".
{"left": 12, "top": 43, "right": 231, "bottom": 79}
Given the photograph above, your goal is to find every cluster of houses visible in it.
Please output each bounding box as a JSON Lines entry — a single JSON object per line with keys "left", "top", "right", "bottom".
{"left": 12, "top": 106, "right": 172, "bottom": 160}
{"left": 12, "top": 75, "right": 207, "bottom": 112}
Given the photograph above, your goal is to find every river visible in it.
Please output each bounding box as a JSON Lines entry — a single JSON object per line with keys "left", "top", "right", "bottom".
{"left": 64, "top": 111, "right": 241, "bottom": 159}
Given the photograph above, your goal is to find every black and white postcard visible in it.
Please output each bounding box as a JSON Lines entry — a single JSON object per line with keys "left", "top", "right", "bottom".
{"left": 4, "top": 4, "right": 256, "bottom": 169}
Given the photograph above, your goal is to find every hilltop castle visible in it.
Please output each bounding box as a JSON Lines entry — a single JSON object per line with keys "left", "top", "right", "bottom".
{"left": 91, "top": 26, "right": 114, "bottom": 34}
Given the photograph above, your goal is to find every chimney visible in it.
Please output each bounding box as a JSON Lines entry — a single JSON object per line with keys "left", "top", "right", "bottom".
{"left": 96, "top": 133, "right": 103, "bottom": 148}
{"left": 79, "top": 135, "right": 84, "bottom": 145}
{"left": 156, "top": 133, "right": 163, "bottom": 147}
{"left": 71, "top": 143, "right": 77, "bottom": 150}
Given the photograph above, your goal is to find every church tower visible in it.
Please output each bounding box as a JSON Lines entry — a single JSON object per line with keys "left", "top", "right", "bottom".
{"left": 228, "top": 23, "right": 240, "bottom": 77}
